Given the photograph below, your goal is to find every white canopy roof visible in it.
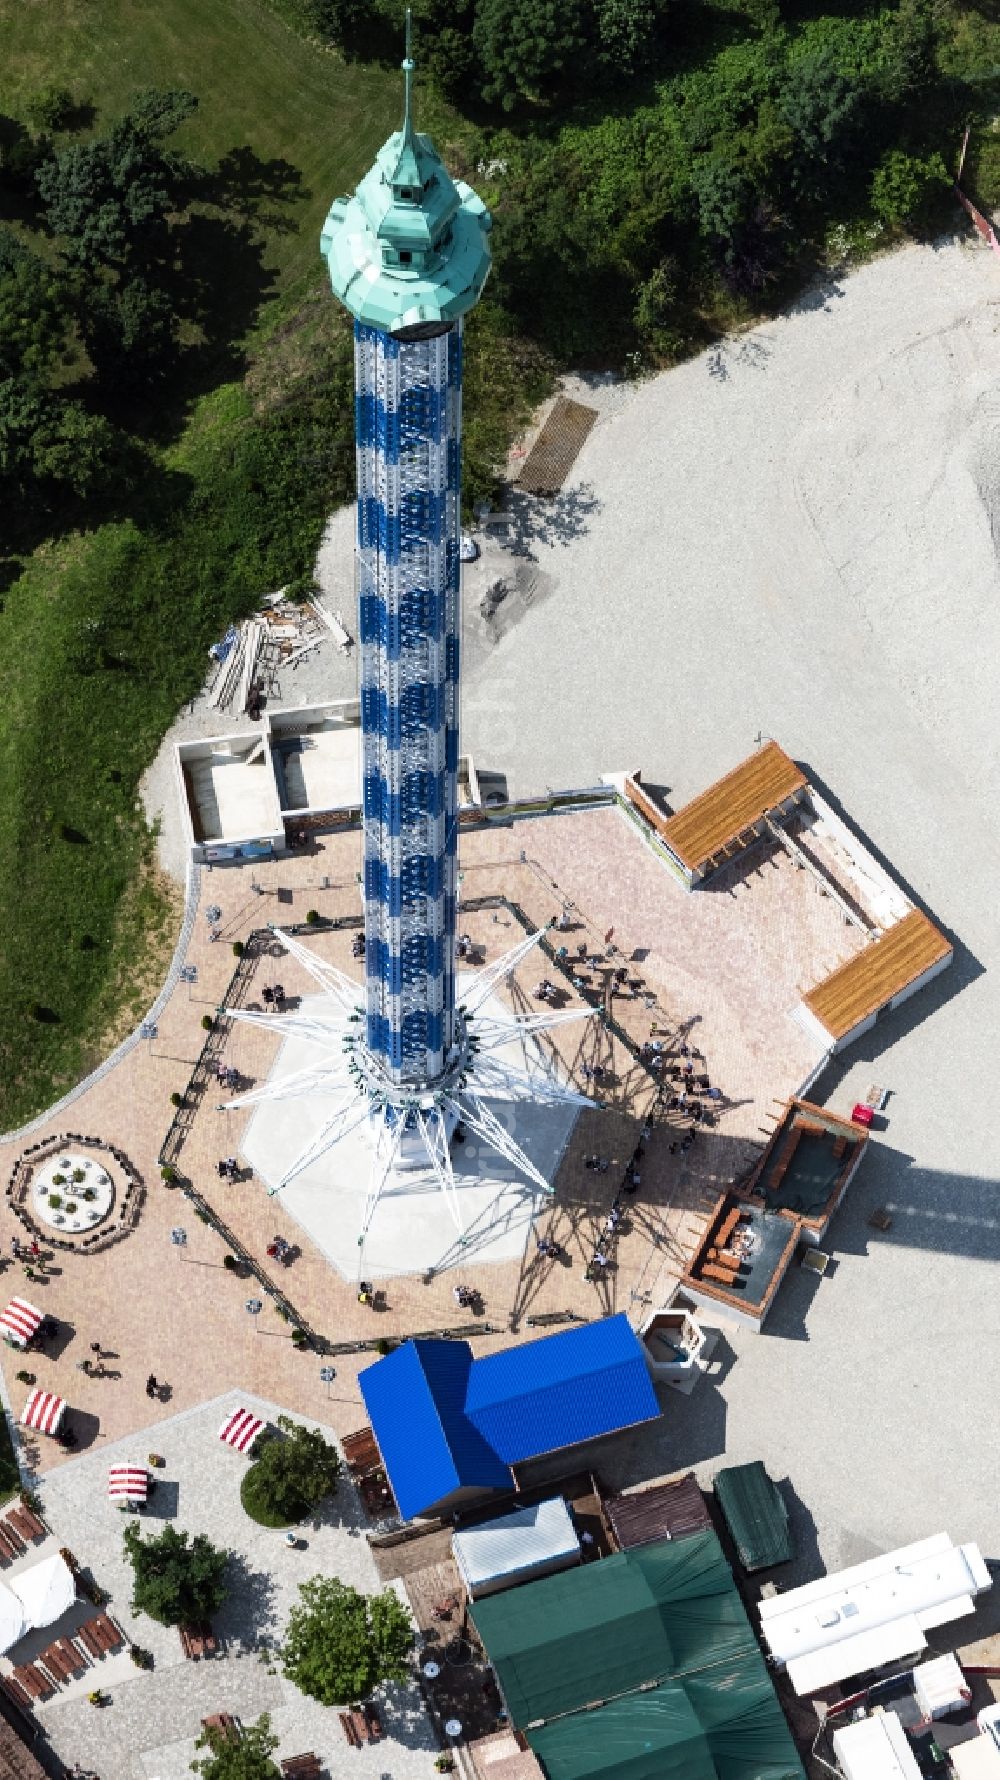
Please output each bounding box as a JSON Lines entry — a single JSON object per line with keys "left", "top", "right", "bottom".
{"left": 832, "top": 1712, "right": 922, "bottom": 1780}
{"left": 0, "top": 1579, "right": 27, "bottom": 1656}
{"left": 759, "top": 1533, "right": 991, "bottom": 1694}
{"left": 11, "top": 1552, "right": 76, "bottom": 1629}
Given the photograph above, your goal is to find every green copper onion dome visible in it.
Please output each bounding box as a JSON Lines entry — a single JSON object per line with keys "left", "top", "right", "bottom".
{"left": 320, "top": 14, "right": 492, "bottom": 334}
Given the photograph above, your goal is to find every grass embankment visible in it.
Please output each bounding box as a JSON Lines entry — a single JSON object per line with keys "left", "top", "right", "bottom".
{"left": 0, "top": 1, "right": 548, "bottom": 1129}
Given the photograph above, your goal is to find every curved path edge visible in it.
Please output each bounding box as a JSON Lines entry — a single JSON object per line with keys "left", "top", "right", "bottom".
{"left": 0, "top": 863, "right": 203, "bottom": 1147}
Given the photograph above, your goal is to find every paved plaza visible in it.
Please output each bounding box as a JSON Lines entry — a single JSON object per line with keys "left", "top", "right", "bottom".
{"left": 0, "top": 795, "right": 861, "bottom": 1473}
{"left": 32, "top": 1392, "right": 436, "bottom": 1780}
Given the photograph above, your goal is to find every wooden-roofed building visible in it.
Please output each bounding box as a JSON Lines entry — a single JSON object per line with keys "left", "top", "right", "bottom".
{"left": 603, "top": 1472, "right": 712, "bottom": 1551}
{"left": 802, "top": 908, "right": 952, "bottom": 1051}
{"left": 626, "top": 741, "right": 808, "bottom": 886}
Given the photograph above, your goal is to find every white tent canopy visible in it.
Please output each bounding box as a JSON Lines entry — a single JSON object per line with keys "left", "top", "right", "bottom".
{"left": 759, "top": 1533, "right": 991, "bottom": 1695}
{"left": 11, "top": 1552, "right": 76, "bottom": 1629}
{"left": 0, "top": 1579, "right": 27, "bottom": 1656}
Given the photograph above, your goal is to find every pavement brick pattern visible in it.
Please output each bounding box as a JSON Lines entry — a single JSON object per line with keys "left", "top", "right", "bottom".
{"left": 0, "top": 805, "right": 858, "bottom": 1472}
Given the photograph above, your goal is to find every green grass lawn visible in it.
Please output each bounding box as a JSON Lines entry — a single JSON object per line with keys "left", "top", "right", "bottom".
{"left": 0, "top": 1409, "right": 19, "bottom": 1503}
{"left": 0, "top": 0, "right": 403, "bottom": 297}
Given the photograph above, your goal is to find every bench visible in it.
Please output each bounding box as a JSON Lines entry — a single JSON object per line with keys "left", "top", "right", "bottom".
{"left": 2, "top": 1674, "right": 33, "bottom": 1710}
{"left": 14, "top": 1664, "right": 55, "bottom": 1701}
{"left": 6, "top": 1503, "right": 45, "bottom": 1541}
{"left": 202, "top": 1713, "right": 240, "bottom": 1742}
{"left": 75, "top": 1619, "right": 105, "bottom": 1660}
{"left": 39, "top": 1644, "right": 73, "bottom": 1685}
{"left": 716, "top": 1207, "right": 742, "bottom": 1249}
{"left": 281, "top": 1756, "right": 322, "bottom": 1779}
{"left": 91, "top": 1612, "right": 124, "bottom": 1652}
{"left": 363, "top": 1703, "right": 383, "bottom": 1742}
{"left": 340, "top": 1712, "right": 362, "bottom": 1747}
{"left": 54, "top": 1636, "right": 88, "bottom": 1676}
{"left": 702, "top": 1262, "right": 739, "bottom": 1286}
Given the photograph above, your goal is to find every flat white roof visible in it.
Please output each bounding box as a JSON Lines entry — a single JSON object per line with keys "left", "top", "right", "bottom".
{"left": 275, "top": 724, "right": 360, "bottom": 813}
{"left": 832, "top": 1712, "right": 922, "bottom": 1780}
{"left": 184, "top": 747, "right": 280, "bottom": 842}
{"left": 453, "top": 1497, "right": 578, "bottom": 1592}
{"left": 760, "top": 1534, "right": 990, "bottom": 1692}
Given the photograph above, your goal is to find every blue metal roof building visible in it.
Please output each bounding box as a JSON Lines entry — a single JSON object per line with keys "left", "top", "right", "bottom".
{"left": 359, "top": 1315, "right": 660, "bottom": 1522}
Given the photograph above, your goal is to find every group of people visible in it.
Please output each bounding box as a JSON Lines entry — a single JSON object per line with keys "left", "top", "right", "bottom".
{"left": 266, "top": 1234, "right": 293, "bottom": 1265}
{"left": 261, "top": 984, "right": 285, "bottom": 1008}
{"left": 533, "top": 978, "right": 559, "bottom": 1004}
{"left": 452, "top": 1283, "right": 480, "bottom": 1309}
{"left": 216, "top": 1156, "right": 239, "bottom": 1180}
{"left": 351, "top": 932, "right": 366, "bottom": 959}
{"left": 10, "top": 1235, "right": 41, "bottom": 1264}
{"left": 456, "top": 933, "right": 477, "bottom": 961}
{"left": 216, "top": 1063, "right": 239, "bottom": 1090}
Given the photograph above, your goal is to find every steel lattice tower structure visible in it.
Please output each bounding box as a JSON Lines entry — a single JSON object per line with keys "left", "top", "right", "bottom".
{"left": 215, "top": 21, "right": 598, "bottom": 1259}
{"left": 320, "top": 18, "right": 491, "bottom": 1087}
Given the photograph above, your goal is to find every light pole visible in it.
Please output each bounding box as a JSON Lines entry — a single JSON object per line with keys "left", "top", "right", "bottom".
{"left": 179, "top": 964, "right": 198, "bottom": 1001}
{"left": 246, "top": 1299, "right": 262, "bottom": 1334}
{"left": 319, "top": 1365, "right": 336, "bottom": 1400}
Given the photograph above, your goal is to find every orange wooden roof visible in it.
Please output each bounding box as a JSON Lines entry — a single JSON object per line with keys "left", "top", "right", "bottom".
{"left": 660, "top": 742, "right": 807, "bottom": 871}
{"left": 804, "top": 909, "right": 952, "bottom": 1040}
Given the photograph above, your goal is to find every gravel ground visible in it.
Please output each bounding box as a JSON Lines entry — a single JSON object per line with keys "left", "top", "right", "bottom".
{"left": 455, "top": 235, "right": 1000, "bottom": 1577}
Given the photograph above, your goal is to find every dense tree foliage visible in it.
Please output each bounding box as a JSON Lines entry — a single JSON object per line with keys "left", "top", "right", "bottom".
{"left": 124, "top": 1521, "right": 228, "bottom": 1627}
{"left": 280, "top": 1577, "right": 414, "bottom": 1706}
{"left": 241, "top": 1416, "right": 342, "bottom": 1526}
{"left": 192, "top": 1713, "right": 282, "bottom": 1780}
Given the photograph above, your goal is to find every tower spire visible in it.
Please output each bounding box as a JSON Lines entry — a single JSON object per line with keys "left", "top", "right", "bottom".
{"left": 402, "top": 7, "right": 414, "bottom": 140}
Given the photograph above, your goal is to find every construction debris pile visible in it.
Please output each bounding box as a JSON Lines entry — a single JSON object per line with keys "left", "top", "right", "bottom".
{"left": 208, "top": 589, "right": 353, "bottom": 718}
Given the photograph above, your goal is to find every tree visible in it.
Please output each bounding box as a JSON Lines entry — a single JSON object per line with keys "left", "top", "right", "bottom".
{"left": 473, "top": 0, "right": 590, "bottom": 111}
{"left": 309, "top": 0, "right": 383, "bottom": 62}
{"left": 595, "top": 0, "right": 658, "bottom": 74}
{"left": 280, "top": 1576, "right": 413, "bottom": 1706}
{"left": 81, "top": 276, "right": 178, "bottom": 389}
{"left": 780, "top": 49, "right": 863, "bottom": 196}
{"left": 36, "top": 87, "right": 197, "bottom": 273}
{"left": 123, "top": 1521, "right": 228, "bottom": 1627}
{"left": 0, "top": 380, "right": 118, "bottom": 504}
{"left": 25, "top": 86, "right": 78, "bottom": 133}
{"left": 871, "top": 147, "right": 949, "bottom": 228}
{"left": 191, "top": 1712, "right": 281, "bottom": 1780}
{"left": 0, "top": 231, "right": 74, "bottom": 380}
{"left": 240, "top": 1415, "right": 342, "bottom": 1528}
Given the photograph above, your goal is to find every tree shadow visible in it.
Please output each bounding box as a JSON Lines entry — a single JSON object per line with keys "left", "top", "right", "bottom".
{"left": 201, "top": 149, "right": 307, "bottom": 235}
{"left": 216, "top": 1551, "right": 279, "bottom": 1648}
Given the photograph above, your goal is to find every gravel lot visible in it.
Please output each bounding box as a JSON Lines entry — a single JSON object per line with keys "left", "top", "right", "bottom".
{"left": 456, "top": 236, "right": 1000, "bottom": 1579}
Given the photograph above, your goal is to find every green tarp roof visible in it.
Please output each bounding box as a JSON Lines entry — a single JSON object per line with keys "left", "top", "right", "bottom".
{"left": 714, "top": 1462, "right": 794, "bottom": 1572}
{"left": 471, "top": 1531, "right": 750, "bottom": 1725}
{"left": 530, "top": 1666, "right": 804, "bottom": 1780}
{"left": 471, "top": 1530, "right": 804, "bottom": 1780}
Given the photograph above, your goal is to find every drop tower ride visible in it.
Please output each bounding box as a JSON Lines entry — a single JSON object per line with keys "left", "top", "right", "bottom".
{"left": 320, "top": 17, "right": 492, "bottom": 1089}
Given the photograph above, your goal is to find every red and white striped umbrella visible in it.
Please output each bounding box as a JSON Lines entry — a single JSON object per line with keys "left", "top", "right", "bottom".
{"left": 21, "top": 1390, "right": 65, "bottom": 1436}
{"left": 0, "top": 1299, "right": 42, "bottom": 1350}
{"left": 218, "top": 1406, "right": 263, "bottom": 1455}
{"left": 108, "top": 1465, "right": 148, "bottom": 1504}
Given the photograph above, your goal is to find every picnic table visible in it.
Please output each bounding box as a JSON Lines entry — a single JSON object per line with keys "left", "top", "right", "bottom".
{"left": 281, "top": 1756, "right": 321, "bottom": 1779}
{"left": 76, "top": 1612, "right": 124, "bottom": 1657}
{"left": 202, "top": 1713, "right": 241, "bottom": 1742}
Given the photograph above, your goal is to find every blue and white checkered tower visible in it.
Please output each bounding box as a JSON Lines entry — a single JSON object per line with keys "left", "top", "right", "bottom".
{"left": 220, "top": 19, "right": 598, "bottom": 1254}
{"left": 321, "top": 16, "right": 492, "bottom": 1089}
